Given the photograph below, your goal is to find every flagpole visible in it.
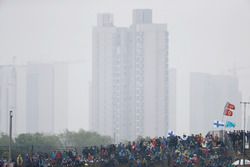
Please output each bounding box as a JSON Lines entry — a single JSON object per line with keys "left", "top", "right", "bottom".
{"left": 240, "top": 101, "right": 250, "bottom": 167}
{"left": 222, "top": 106, "right": 225, "bottom": 122}
{"left": 222, "top": 102, "right": 235, "bottom": 142}
{"left": 222, "top": 108, "right": 226, "bottom": 142}
{"left": 222, "top": 102, "right": 228, "bottom": 123}
{"left": 222, "top": 115, "right": 225, "bottom": 142}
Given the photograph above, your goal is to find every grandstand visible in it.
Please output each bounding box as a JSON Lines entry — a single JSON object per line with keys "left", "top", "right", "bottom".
{"left": 1, "top": 130, "right": 250, "bottom": 166}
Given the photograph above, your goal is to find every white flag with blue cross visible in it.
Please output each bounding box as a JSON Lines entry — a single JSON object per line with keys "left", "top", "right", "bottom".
{"left": 213, "top": 120, "right": 225, "bottom": 128}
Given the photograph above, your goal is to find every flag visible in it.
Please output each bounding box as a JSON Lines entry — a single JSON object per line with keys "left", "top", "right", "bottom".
{"left": 225, "top": 121, "right": 236, "bottom": 128}
{"left": 224, "top": 102, "right": 235, "bottom": 116}
{"left": 213, "top": 120, "right": 225, "bottom": 128}
{"left": 224, "top": 109, "right": 233, "bottom": 116}
{"left": 226, "top": 102, "right": 235, "bottom": 110}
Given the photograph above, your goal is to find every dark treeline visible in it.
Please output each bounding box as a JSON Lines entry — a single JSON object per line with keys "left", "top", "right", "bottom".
{"left": 0, "top": 129, "right": 112, "bottom": 159}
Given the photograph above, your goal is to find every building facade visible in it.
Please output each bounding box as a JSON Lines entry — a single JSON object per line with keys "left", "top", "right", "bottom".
{"left": 53, "top": 63, "right": 69, "bottom": 133}
{"left": 26, "top": 63, "right": 69, "bottom": 134}
{"left": 190, "top": 73, "right": 242, "bottom": 134}
{"left": 26, "top": 63, "right": 55, "bottom": 133}
{"left": 168, "top": 69, "right": 177, "bottom": 132}
{"left": 91, "top": 9, "right": 169, "bottom": 141}
{"left": 0, "top": 63, "right": 69, "bottom": 135}
{"left": 91, "top": 14, "right": 131, "bottom": 141}
{"left": 0, "top": 65, "right": 16, "bottom": 134}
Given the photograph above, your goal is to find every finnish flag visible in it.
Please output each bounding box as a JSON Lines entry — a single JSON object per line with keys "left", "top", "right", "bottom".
{"left": 213, "top": 120, "right": 225, "bottom": 128}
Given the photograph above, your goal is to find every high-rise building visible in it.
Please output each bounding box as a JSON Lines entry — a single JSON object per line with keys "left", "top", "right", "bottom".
{"left": 0, "top": 63, "right": 69, "bottom": 135}
{"left": 0, "top": 65, "right": 31, "bottom": 136}
{"left": 91, "top": 13, "right": 130, "bottom": 141}
{"left": 26, "top": 63, "right": 55, "bottom": 133}
{"left": 14, "top": 65, "right": 27, "bottom": 135}
{"left": 132, "top": 9, "right": 152, "bottom": 24}
{"left": 168, "top": 69, "right": 177, "bottom": 132}
{"left": 54, "top": 63, "right": 69, "bottom": 133}
{"left": 91, "top": 9, "right": 169, "bottom": 141}
{"left": 0, "top": 65, "right": 16, "bottom": 134}
{"left": 129, "top": 9, "right": 168, "bottom": 139}
{"left": 26, "top": 63, "right": 69, "bottom": 134}
{"left": 190, "top": 73, "right": 242, "bottom": 134}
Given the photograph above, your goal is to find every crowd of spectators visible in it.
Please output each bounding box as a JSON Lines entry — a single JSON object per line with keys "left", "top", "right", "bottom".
{"left": 1, "top": 130, "right": 250, "bottom": 167}
{"left": 228, "top": 130, "right": 250, "bottom": 154}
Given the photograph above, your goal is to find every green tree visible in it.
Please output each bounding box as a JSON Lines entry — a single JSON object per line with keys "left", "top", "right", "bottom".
{"left": 0, "top": 133, "right": 12, "bottom": 159}
{"left": 60, "top": 129, "right": 112, "bottom": 149}
{"left": 0, "top": 133, "right": 10, "bottom": 146}
{"left": 14, "top": 133, "right": 62, "bottom": 155}
{"left": 1, "top": 130, "right": 112, "bottom": 157}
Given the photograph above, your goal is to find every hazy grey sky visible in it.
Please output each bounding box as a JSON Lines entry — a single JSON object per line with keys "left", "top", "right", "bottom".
{"left": 0, "top": 0, "right": 249, "bottom": 133}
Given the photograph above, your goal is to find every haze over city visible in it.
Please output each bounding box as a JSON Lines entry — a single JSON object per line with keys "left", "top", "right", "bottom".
{"left": 0, "top": 0, "right": 250, "bottom": 137}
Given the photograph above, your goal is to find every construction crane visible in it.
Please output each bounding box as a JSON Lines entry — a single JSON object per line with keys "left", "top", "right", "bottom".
{"left": 227, "top": 65, "right": 250, "bottom": 77}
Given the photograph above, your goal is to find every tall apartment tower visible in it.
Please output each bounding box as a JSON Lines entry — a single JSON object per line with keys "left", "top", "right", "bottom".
{"left": 91, "top": 10, "right": 169, "bottom": 141}
{"left": 26, "top": 63, "right": 69, "bottom": 134}
{"left": 190, "top": 73, "right": 242, "bottom": 134}
{"left": 54, "top": 63, "right": 69, "bottom": 133}
{"left": 0, "top": 63, "right": 69, "bottom": 135}
{"left": 168, "top": 69, "right": 177, "bottom": 132}
{"left": 14, "top": 65, "right": 27, "bottom": 135}
{"left": 0, "top": 65, "right": 16, "bottom": 134}
{"left": 91, "top": 13, "right": 130, "bottom": 141}
{"left": 129, "top": 9, "right": 168, "bottom": 139}
{"left": 26, "top": 64, "right": 55, "bottom": 133}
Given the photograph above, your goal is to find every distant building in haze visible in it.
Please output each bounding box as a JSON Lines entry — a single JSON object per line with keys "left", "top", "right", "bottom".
{"left": 130, "top": 9, "right": 169, "bottom": 139}
{"left": 26, "top": 63, "right": 55, "bottom": 133}
{"left": 168, "top": 69, "right": 177, "bottom": 132}
{"left": 91, "top": 13, "right": 131, "bottom": 141}
{"left": 0, "top": 63, "right": 69, "bottom": 135}
{"left": 0, "top": 65, "right": 16, "bottom": 134}
{"left": 14, "top": 65, "right": 27, "bottom": 135}
{"left": 91, "top": 9, "right": 169, "bottom": 141}
{"left": 53, "top": 63, "right": 69, "bottom": 133}
{"left": 190, "top": 72, "right": 242, "bottom": 134}
{"left": 26, "top": 63, "right": 69, "bottom": 134}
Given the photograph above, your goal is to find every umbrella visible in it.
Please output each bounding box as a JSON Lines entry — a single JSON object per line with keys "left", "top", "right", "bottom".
{"left": 232, "top": 159, "right": 250, "bottom": 165}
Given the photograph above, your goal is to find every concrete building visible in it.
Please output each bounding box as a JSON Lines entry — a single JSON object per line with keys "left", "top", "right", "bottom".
{"left": 91, "top": 13, "right": 131, "bottom": 141}
{"left": 91, "top": 9, "right": 169, "bottom": 141}
{"left": 14, "top": 65, "right": 27, "bottom": 135}
{"left": 26, "top": 62, "right": 69, "bottom": 134}
{"left": 26, "top": 63, "right": 55, "bottom": 133}
{"left": 0, "top": 65, "right": 16, "bottom": 134}
{"left": 0, "top": 63, "right": 69, "bottom": 135}
{"left": 168, "top": 69, "right": 177, "bottom": 132}
{"left": 53, "top": 63, "right": 69, "bottom": 133}
{"left": 190, "top": 73, "right": 242, "bottom": 134}
{"left": 129, "top": 9, "right": 169, "bottom": 139}
{"left": 0, "top": 65, "right": 30, "bottom": 136}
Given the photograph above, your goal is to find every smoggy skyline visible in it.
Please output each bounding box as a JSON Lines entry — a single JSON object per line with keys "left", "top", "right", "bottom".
{"left": 0, "top": 0, "right": 249, "bottom": 134}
